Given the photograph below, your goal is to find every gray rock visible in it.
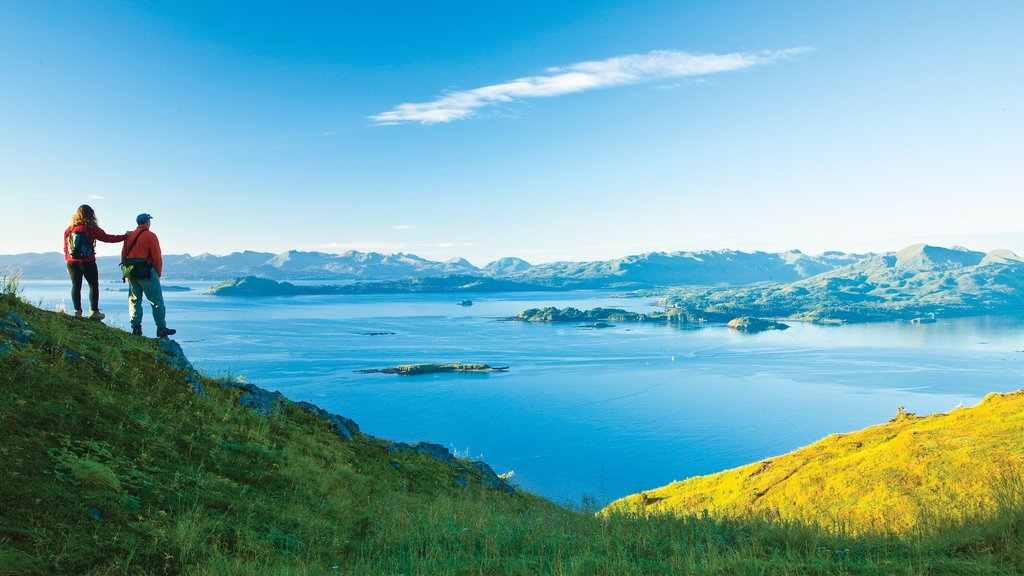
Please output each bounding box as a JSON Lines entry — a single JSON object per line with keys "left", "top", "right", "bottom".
{"left": 296, "top": 401, "right": 360, "bottom": 440}
{"left": 385, "top": 441, "right": 514, "bottom": 494}
{"left": 215, "top": 379, "right": 285, "bottom": 417}
{"left": 467, "top": 460, "right": 515, "bottom": 495}
{"left": 1, "top": 312, "right": 34, "bottom": 344}
{"left": 412, "top": 442, "right": 456, "bottom": 463}
{"left": 386, "top": 441, "right": 455, "bottom": 463}
{"left": 155, "top": 338, "right": 206, "bottom": 395}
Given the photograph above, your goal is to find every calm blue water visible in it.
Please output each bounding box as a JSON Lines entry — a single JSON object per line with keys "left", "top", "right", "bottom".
{"left": 21, "top": 280, "right": 1024, "bottom": 504}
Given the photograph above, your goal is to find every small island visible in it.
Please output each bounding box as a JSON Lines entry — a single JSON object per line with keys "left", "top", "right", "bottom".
{"left": 512, "top": 306, "right": 730, "bottom": 324}
{"left": 355, "top": 363, "right": 509, "bottom": 375}
{"left": 578, "top": 322, "right": 614, "bottom": 329}
{"left": 726, "top": 316, "right": 790, "bottom": 332}
{"left": 107, "top": 285, "right": 192, "bottom": 292}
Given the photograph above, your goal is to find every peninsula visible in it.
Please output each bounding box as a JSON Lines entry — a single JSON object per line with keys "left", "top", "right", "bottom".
{"left": 208, "top": 275, "right": 554, "bottom": 296}
{"left": 355, "top": 363, "right": 509, "bottom": 375}
{"left": 512, "top": 306, "right": 729, "bottom": 324}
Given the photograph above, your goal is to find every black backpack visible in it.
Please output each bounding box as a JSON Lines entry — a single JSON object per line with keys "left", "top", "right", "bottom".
{"left": 67, "top": 228, "right": 94, "bottom": 259}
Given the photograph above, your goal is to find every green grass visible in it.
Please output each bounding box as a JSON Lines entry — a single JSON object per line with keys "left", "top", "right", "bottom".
{"left": 2, "top": 292, "right": 1022, "bottom": 574}
{"left": 608, "top": 391, "right": 1024, "bottom": 536}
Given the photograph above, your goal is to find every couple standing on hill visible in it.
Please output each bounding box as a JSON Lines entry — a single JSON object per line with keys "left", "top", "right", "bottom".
{"left": 62, "top": 204, "right": 176, "bottom": 338}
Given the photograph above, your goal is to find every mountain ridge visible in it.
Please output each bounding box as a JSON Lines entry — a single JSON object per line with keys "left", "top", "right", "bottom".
{"left": 662, "top": 244, "right": 1024, "bottom": 323}
{"left": 0, "top": 246, "right": 871, "bottom": 286}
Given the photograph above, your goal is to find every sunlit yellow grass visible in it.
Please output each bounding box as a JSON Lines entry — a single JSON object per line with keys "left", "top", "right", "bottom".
{"left": 607, "top": 391, "right": 1024, "bottom": 533}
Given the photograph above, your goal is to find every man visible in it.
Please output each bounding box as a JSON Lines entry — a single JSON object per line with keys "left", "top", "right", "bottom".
{"left": 122, "top": 213, "right": 176, "bottom": 337}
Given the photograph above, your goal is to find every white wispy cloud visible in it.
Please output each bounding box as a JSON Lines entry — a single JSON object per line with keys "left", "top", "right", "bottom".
{"left": 88, "top": 195, "right": 107, "bottom": 200}
{"left": 391, "top": 225, "right": 416, "bottom": 230}
{"left": 371, "top": 48, "right": 809, "bottom": 125}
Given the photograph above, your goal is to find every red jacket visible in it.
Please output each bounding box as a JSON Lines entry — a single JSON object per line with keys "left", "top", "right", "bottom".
{"left": 121, "top": 226, "right": 164, "bottom": 277}
{"left": 63, "top": 225, "right": 128, "bottom": 263}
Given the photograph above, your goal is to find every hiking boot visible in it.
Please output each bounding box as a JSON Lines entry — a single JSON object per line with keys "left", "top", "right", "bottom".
{"left": 131, "top": 326, "right": 143, "bottom": 336}
{"left": 156, "top": 327, "right": 177, "bottom": 338}
{"left": 88, "top": 310, "right": 105, "bottom": 321}
{"left": 74, "top": 310, "right": 83, "bottom": 318}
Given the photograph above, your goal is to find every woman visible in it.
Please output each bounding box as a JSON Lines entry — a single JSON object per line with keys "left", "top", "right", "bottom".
{"left": 63, "top": 205, "right": 128, "bottom": 320}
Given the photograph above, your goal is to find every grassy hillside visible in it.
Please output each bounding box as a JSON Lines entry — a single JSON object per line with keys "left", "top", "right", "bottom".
{"left": 608, "top": 393, "right": 1024, "bottom": 534}
{"left": 2, "top": 281, "right": 1023, "bottom": 574}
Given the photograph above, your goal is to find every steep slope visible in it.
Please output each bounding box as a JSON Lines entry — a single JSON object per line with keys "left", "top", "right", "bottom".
{"left": 0, "top": 292, "right": 533, "bottom": 575}
{"left": 607, "top": 393, "right": 1024, "bottom": 532}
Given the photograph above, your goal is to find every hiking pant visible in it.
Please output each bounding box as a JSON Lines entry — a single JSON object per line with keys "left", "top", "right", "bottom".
{"left": 66, "top": 261, "right": 100, "bottom": 313}
{"left": 128, "top": 269, "right": 167, "bottom": 329}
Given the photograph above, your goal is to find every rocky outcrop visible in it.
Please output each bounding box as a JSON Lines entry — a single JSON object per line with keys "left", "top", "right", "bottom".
{"left": 203, "top": 369, "right": 512, "bottom": 495}
{"left": 156, "top": 338, "right": 206, "bottom": 395}
{"left": 215, "top": 378, "right": 287, "bottom": 417}
{"left": 1, "top": 312, "right": 34, "bottom": 344}
{"left": 296, "top": 401, "right": 360, "bottom": 441}
{"left": 386, "top": 441, "right": 515, "bottom": 495}
{"left": 157, "top": 328, "right": 512, "bottom": 494}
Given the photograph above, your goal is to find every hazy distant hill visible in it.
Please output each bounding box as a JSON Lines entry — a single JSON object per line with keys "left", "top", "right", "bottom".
{"left": 0, "top": 250, "right": 481, "bottom": 281}
{"left": 512, "top": 249, "right": 865, "bottom": 288}
{"left": 663, "top": 244, "right": 1024, "bottom": 322}
{"left": 0, "top": 248, "right": 865, "bottom": 287}
{"left": 207, "top": 274, "right": 556, "bottom": 296}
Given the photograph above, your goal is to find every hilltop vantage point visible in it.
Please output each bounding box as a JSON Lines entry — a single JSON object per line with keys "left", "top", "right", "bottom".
{"left": 2, "top": 276, "right": 1023, "bottom": 574}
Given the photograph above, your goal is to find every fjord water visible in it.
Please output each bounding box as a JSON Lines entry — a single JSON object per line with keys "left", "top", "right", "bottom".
{"left": 23, "top": 281, "right": 1024, "bottom": 504}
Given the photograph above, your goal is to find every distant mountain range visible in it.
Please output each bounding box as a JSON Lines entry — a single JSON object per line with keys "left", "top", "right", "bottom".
{"left": 7, "top": 245, "right": 1023, "bottom": 320}
{"left": 0, "top": 248, "right": 866, "bottom": 288}
{"left": 662, "top": 244, "right": 1024, "bottom": 322}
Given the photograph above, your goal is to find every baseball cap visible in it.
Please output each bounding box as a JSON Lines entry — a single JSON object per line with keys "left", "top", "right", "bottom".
{"left": 136, "top": 213, "right": 153, "bottom": 224}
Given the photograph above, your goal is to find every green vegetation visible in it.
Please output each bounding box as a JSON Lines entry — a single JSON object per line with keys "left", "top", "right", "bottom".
{"left": 1, "top": 267, "right": 21, "bottom": 299}
{"left": 514, "top": 306, "right": 727, "bottom": 324}
{"left": 661, "top": 244, "right": 1024, "bottom": 324}
{"left": 609, "top": 393, "right": 1024, "bottom": 535}
{"left": 726, "top": 317, "right": 790, "bottom": 332}
{"left": 3, "top": 291, "right": 1023, "bottom": 574}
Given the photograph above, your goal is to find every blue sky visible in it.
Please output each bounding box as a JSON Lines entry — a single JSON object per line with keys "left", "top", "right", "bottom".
{"left": 2, "top": 0, "right": 1022, "bottom": 265}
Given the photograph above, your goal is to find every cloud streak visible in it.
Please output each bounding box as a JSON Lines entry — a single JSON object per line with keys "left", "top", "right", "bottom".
{"left": 371, "top": 48, "right": 809, "bottom": 125}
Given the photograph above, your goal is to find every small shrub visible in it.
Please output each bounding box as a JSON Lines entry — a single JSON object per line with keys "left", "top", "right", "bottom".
{"left": 0, "top": 267, "right": 22, "bottom": 300}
